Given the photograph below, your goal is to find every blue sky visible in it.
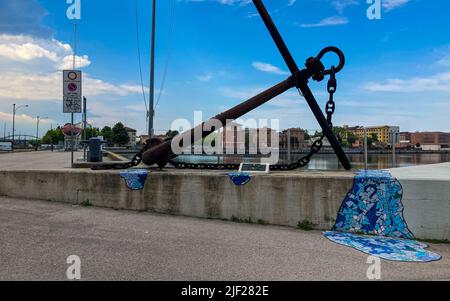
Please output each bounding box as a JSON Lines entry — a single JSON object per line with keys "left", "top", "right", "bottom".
{"left": 1, "top": 0, "right": 450, "bottom": 137}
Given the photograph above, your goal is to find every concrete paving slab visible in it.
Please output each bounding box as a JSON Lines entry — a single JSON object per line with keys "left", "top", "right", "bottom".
{"left": 0, "top": 197, "right": 449, "bottom": 281}
{"left": 389, "top": 163, "right": 450, "bottom": 180}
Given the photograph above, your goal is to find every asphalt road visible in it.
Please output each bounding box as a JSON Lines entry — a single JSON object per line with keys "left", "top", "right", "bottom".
{"left": 0, "top": 197, "right": 449, "bottom": 281}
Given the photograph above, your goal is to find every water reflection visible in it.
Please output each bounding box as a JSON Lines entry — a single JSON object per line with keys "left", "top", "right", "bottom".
{"left": 173, "top": 153, "right": 450, "bottom": 171}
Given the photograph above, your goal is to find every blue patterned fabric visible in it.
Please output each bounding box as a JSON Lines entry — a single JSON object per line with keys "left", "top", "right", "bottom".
{"left": 333, "top": 170, "right": 414, "bottom": 239}
{"left": 228, "top": 172, "right": 252, "bottom": 186}
{"left": 120, "top": 170, "right": 149, "bottom": 190}
{"left": 324, "top": 231, "right": 441, "bottom": 262}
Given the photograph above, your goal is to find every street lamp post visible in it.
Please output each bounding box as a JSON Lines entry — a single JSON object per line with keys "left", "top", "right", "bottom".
{"left": 50, "top": 123, "right": 54, "bottom": 152}
{"left": 36, "top": 116, "right": 48, "bottom": 150}
{"left": 12, "top": 104, "right": 29, "bottom": 150}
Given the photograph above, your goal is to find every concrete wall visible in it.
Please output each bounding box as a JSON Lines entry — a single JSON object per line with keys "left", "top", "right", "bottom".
{"left": 0, "top": 169, "right": 448, "bottom": 240}
{"left": 0, "top": 170, "right": 353, "bottom": 231}
{"left": 399, "top": 179, "right": 450, "bottom": 241}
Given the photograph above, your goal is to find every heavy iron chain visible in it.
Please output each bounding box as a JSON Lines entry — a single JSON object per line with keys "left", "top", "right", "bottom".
{"left": 91, "top": 140, "right": 150, "bottom": 170}
{"left": 93, "top": 68, "right": 338, "bottom": 171}
{"left": 171, "top": 66, "right": 339, "bottom": 171}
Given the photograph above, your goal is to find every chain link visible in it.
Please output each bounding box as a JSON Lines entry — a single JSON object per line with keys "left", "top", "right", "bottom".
{"left": 91, "top": 140, "right": 150, "bottom": 170}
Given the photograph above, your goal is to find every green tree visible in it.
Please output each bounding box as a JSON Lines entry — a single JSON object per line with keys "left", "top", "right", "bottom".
{"left": 303, "top": 129, "right": 311, "bottom": 141}
{"left": 112, "top": 122, "right": 130, "bottom": 146}
{"left": 347, "top": 132, "right": 357, "bottom": 146}
{"left": 101, "top": 126, "right": 114, "bottom": 142}
{"left": 371, "top": 133, "right": 378, "bottom": 143}
{"left": 84, "top": 127, "right": 100, "bottom": 140}
{"left": 41, "top": 127, "right": 64, "bottom": 144}
{"left": 313, "top": 130, "right": 322, "bottom": 138}
{"left": 332, "top": 126, "right": 352, "bottom": 146}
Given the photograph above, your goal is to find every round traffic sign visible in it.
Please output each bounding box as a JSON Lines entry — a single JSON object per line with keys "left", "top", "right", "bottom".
{"left": 67, "top": 71, "right": 78, "bottom": 80}
{"left": 68, "top": 83, "right": 78, "bottom": 92}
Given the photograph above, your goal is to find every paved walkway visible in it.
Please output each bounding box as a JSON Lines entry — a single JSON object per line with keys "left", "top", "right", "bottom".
{"left": 389, "top": 162, "right": 450, "bottom": 180}
{"left": 0, "top": 197, "right": 449, "bottom": 281}
{"left": 0, "top": 151, "right": 76, "bottom": 170}
{"left": 0, "top": 151, "right": 352, "bottom": 177}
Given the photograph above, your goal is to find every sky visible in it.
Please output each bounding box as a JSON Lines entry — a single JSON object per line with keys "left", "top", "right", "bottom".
{"left": 0, "top": 0, "right": 450, "bottom": 137}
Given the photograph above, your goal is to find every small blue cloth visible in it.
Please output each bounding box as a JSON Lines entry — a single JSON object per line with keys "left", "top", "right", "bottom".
{"left": 120, "top": 169, "right": 149, "bottom": 190}
{"left": 324, "top": 231, "right": 441, "bottom": 262}
{"left": 228, "top": 172, "right": 252, "bottom": 186}
{"left": 333, "top": 170, "right": 414, "bottom": 239}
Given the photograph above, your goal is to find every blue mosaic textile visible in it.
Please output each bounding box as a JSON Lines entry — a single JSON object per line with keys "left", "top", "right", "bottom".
{"left": 228, "top": 172, "right": 252, "bottom": 186}
{"left": 324, "top": 231, "right": 441, "bottom": 262}
{"left": 120, "top": 170, "right": 149, "bottom": 190}
{"left": 333, "top": 170, "right": 414, "bottom": 239}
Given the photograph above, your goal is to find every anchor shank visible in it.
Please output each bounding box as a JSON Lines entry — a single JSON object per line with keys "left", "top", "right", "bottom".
{"left": 142, "top": 77, "right": 296, "bottom": 168}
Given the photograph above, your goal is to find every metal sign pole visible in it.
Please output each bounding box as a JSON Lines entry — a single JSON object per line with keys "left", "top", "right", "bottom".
{"left": 364, "top": 128, "right": 368, "bottom": 171}
{"left": 392, "top": 131, "right": 396, "bottom": 168}
{"left": 287, "top": 129, "right": 291, "bottom": 163}
{"left": 71, "top": 22, "right": 77, "bottom": 168}
{"left": 71, "top": 113, "right": 74, "bottom": 167}
{"left": 83, "top": 97, "right": 87, "bottom": 161}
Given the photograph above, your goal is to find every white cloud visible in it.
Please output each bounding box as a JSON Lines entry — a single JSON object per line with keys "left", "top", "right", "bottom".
{"left": 0, "top": 34, "right": 88, "bottom": 69}
{"left": 0, "top": 34, "right": 145, "bottom": 102}
{"left": 252, "top": 61, "right": 290, "bottom": 75}
{"left": 438, "top": 58, "right": 450, "bottom": 67}
{"left": 197, "top": 73, "right": 214, "bottom": 82}
{"left": 185, "top": 0, "right": 297, "bottom": 6}
{"left": 435, "top": 47, "right": 450, "bottom": 67}
{"left": 58, "top": 55, "right": 91, "bottom": 70}
{"left": 182, "top": 0, "right": 252, "bottom": 5}
{"left": 331, "top": 0, "right": 359, "bottom": 14}
{"left": 299, "top": 16, "right": 349, "bottom": 28}
{"left": 365, "top": 72, "right": 450, "bottom": 92}
{"left": 0, "top": 71, "right": 147, "bottom": 101}
{"left": 0, "top": 111, "right": 53, "bottom": 125}
{"left": 382, "top": 0, "right": 412, "bottom": 11}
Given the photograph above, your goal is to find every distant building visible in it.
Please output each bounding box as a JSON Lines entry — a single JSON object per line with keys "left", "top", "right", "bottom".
{"left": 124, "top": 127, "right": 137, "bottom": 147}
{"left": 138, "top": 134, "right": 149, "bottom": 145}
{"left": 256, "top": 127, "right": 277, "bottom": 149}
{"left": 343, "top": 125, "right": 400, "bottom": 145}
{"left": 221, "top": 124, "right": 278, "bottom": 154}
{"left": 221, "top": 122, "right": 245, "bottom": 153}
{"left": 409, "top": 132, "right": 450, "bottom": 150}
{"left": 279, "top": 128, "right": 307, "bottom": 150}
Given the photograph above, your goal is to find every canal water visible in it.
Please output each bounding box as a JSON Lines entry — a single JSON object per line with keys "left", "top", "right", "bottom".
{"left": 173, "top": 153, "right": 450, "bottom": 171}
{"left": 120, "top": 151, "right": 450, "bottom": 171}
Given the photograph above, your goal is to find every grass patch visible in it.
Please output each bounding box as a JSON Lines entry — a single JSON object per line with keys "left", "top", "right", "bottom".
{"left": 257, "top": 219, "right": 268, "bottom": 225}
{"left": 231, "top": 215, "right": 254, "bottom": 224}
{"left": 417, "top": 238, "right": 450, "bottom": 244}
{"left": 80, "top": 199, "right": 92, "bottom": 207}
{"left": 297, "top": 220, "right": 314, "bottom": 231}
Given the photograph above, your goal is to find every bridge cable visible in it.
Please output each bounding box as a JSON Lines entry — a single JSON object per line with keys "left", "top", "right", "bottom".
{"left": 134, "top": 0, "right": 149, "bottom": 117}
{"left": 154, "top": 0, "right": 176, "bottom": 110}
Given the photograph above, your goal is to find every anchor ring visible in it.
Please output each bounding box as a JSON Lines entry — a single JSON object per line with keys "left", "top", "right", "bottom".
{"left": 316, "top": 46, "right": 346, "bottom": 75}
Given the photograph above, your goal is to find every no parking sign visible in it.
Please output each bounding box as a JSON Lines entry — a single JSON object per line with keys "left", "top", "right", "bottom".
{"left": 63, "top": 70, "right": 82, "bottom": 113}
